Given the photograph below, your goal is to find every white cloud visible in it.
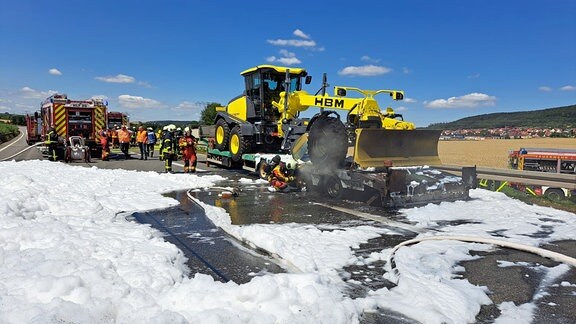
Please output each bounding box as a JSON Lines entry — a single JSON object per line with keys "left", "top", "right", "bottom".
{"left": 172, "top": 101, "right": 206, "bottom": 120}
{"left": 49, "top": 68, "right": 62, "bottom": 76}
{"left": 173, "top": 101, "right": 205, "bottom": 111}
{"left": 95, "top": 74, "right": 135, "bottom": 83}
{"left": 560, "top": 85, "right": 576, "bottom": 91}
{"left": 293, "top": 29, "right": 310, "bottom": 39}
{"left": 19, "top": 86, "right": 58, "bottom": 99}
{"left": 91, "top": 95, "right": 109, "bottom": 100}
{"left": 338, "top": 65, "right": 392, "bottom": 77}
{"left": 403, "top": 98, "right": 417, "bottom": 104}
{"left": 118, "top": 94, "right": 163, "bottom": 109}
{"left": 394, "top": 106, "right": 408, "bottom": 112}
{"left": 360, "top": 56, "right": 380, "bottom": 63}
{"left": 539, "top": 86, "right": 552, "bottom": 92}
{"left": 467, "top": 73, "right": 480, "bottom": 79}
{"left": 266, "top": 49, "right": 302, "bottom": 65}
{"left": 267, "top": 39, "right": 316, "bottom": 48}
{"left": 266, "top": 56, "right": 302, "bottom": 65}
{"left": 425, "top": 93, "right": 497, "bottom": 109}
{"left": 402, "top": 67, "right": 411, "bottom": 74}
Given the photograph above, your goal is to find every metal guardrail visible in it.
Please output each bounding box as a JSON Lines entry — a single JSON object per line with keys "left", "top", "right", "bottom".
{"left": 434, "top": 165, "right": 576, "bottom": 190}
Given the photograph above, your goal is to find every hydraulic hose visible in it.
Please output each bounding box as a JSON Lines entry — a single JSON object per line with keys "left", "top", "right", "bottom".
{"left": 387, "top": 235, "right": 576, "bottom": 283}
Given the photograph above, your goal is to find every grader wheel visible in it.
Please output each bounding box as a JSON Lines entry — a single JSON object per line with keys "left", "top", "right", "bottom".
{"left": 229, "top": 126, "right": 251, "bottom": 162}
{"left": 308, "top": 114, "right": 348, "bottom": 170}
{"left": 215, "top": 119, "right": 230, "bottom": 151}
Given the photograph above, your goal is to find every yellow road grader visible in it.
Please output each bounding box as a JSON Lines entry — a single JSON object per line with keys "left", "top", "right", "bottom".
{"left": 205, "top": 65, "right": 475, "bottom": 207}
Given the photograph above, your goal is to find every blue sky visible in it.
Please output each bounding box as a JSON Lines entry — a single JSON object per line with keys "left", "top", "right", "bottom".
{"left": 1, "top": 0, "right": 574, "bottom": 127}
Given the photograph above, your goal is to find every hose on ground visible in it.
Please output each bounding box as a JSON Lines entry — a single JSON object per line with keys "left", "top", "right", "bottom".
{"left": 387, "top": 235, "right": 576, "bottom": 284}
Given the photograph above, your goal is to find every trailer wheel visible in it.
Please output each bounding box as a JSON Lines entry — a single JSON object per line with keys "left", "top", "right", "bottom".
{"left": 215, "top": 119, "right": 230, "bottom": 151}
{"left": 229, "top": 126, "right": 251, "bottom": 162}
{"left": 308, "top": 114, "right": 348, "bottom": 170}
{"left": 545, "top": 188, "right": 565, "bottom": 202}
{"left": 325, "top": 175, "right": 343, "bottom": 199}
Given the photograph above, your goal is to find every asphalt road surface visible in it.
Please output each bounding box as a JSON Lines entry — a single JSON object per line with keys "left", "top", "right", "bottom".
{"left": 2, "top": 128, "right": 575, "bottom": 323}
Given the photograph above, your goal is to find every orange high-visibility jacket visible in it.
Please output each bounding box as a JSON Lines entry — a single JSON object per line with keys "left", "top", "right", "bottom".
{"left": 118, "top": 129, "right": 131, "bottom": 143}
{"left": 136, "top": 130, "right": 148, "bottom": 143}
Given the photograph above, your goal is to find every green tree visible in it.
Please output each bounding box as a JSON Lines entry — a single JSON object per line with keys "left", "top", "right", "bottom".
{"left": 200, "top": 102, "right": 221, "bottom": 125}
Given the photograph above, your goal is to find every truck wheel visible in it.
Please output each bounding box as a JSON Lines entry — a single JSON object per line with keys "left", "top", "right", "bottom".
{"left": 229, "top": 126, "right": 251, "bottom": 162}
{"left": 308, "top": 115, "right": 348, "bottom": 170}
{"left": 325, "top": 175, "right": 343, "bottom": 199}
{"left": 545, "top": 188, "right": 565, "bottom": 202}
{"left": 215, "top": 119, "right": 230, "bottom": 151}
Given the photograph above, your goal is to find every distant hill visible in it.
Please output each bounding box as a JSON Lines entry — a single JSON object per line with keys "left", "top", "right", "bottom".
{"left": 425, "top": 104, "right": 576, "bottom": 130}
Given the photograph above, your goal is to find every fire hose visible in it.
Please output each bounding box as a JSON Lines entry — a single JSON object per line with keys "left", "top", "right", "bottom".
{"left": 387, "top": 235, "right": 576, "bottom": 283}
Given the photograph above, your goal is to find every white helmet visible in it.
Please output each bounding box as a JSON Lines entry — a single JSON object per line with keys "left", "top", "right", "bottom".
{"left": 177, "top": 127, "right": 181, "bottom": 131}
{"left": 285, "top": 159, "right": 297, "bottom": 170}
{"left": 163, "top": 125, "right": 168, "bottom": 131}
{"left": 184, "top": 127, "right": 190, "bottom": 132}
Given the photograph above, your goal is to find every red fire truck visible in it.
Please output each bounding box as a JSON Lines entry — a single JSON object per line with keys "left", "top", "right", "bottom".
{"left": 25, "top": 94, "right": 108, "bottom": 160}
{"left": 107, "top": 111, "right": 129, "bottom": 129}
{"left": 508, "top": 147, "right": 576, "bottom": 200}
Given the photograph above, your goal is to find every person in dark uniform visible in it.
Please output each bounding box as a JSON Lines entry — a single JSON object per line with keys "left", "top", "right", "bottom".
{"left": 45, "top": 125, "right": 59, "bottom": 161}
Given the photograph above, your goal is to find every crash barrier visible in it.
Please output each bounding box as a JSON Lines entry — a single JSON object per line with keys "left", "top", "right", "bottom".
{"left": 434, "top": 165, "right": 576, "bottom": 190}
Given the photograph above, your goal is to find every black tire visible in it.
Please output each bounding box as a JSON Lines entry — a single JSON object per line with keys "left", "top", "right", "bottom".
{"left": 214, "top": 119, "right": 230, "bottom": 151}
{"left": 545, "top": 188, "right": 565, "bottom": 202}
{"left": 325, "top": 175, "right": 343, "bottom": 199}
{"left": 308, "top": 115, "right": 348, "bottom": 170}
{"left": 229, "top": 126, "right": 251, "bottom": 162}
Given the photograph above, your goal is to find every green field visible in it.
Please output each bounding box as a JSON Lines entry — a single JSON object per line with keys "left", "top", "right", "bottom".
{"left": 0, "top": 123, "right": 19, "bottom": 144}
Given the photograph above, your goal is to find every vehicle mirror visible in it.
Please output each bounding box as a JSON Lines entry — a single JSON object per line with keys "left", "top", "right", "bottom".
{"left": 336, "top": 88, "right": 347, "bottom": 97}
{"left": 305, "top": 76, "right": 312, "bottom": 84}
{"left": 391, "top": 92, "right": 404, "bottom": 100}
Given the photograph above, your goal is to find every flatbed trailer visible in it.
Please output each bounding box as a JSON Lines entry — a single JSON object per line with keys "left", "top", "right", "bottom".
{"left": 205, "top": 147, "right": 292, "bottom": 177}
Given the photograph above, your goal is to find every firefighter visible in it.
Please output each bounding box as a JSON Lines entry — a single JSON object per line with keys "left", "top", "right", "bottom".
{"left": 45, "top": 125, "right": 59, "bottom": 161}
{"left": 146, "top": 127, "right": 157, "bottom": 158}
{"left": 179, "top": 127, "right": 197, "bottom": 173}
{"left": 161, "top": 136, "right": 174, "bottom": 173}
{"left": 130, "top": 126, "right": 137, "bottom": 146}
{"left": 111, "top": 125, "right": 119, "bottom": 149}
{"left": 174, "top": 127, "right": 183, "bottom": 157}
{"left": 117, "top": 125, "right": 132, "bottom": 159}
{"left": 268, "top": 156, "right": 299, "bottom": 192}
{"left": 136, "top": 126, "right": 148, "bottom": 160}
{"left": 159, "top": 125, "right": 174, "bottom": 161}
{"left": 100, "top": 130, "right": 110, "bottom": 161}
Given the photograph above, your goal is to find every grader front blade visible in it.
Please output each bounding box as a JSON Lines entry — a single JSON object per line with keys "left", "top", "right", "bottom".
{"left": 353, "top": 129, "right": 442, "bottom": 168}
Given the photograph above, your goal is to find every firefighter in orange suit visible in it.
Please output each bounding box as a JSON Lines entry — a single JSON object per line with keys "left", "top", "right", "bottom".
{"left": 178, "top": 127, "right": 197, "bottom": 173}
{"left": 111, "top": 126, "right": 119, "bottom": 149}
{"left": 268, "top": 157, "right": 298, "bottom": 192}
{"left": 100, "top": 130, "right": 110, "bottom": 161}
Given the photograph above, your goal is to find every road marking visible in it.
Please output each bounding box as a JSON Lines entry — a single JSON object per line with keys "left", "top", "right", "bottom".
{"left": 0, "top": 128, "right": 26, "bottom": 153}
